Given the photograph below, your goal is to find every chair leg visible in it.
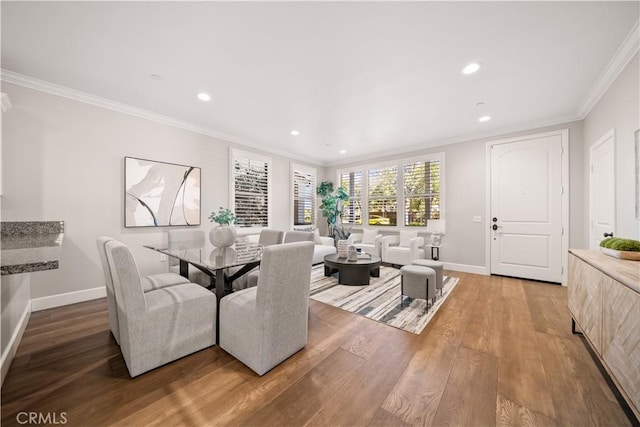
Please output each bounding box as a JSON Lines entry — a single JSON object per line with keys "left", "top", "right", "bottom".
{"left": 424, "top": 279, "right": 429, "bottom": 313}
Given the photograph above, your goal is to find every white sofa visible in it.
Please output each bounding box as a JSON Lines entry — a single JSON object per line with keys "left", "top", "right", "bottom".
{"left": 347, "top": 228, "right": 383, "bottom": 257}
{"left": 313, "top": 235, "right": 337, "bottom": 264}
{"left": 382, "top": 231, "right": 425, "bottom": 266}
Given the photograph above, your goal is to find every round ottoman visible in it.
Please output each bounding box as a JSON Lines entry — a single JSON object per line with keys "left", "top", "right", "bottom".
{"left": 412, "top": 259, "right": 444, "bottom": 295}
{"left": 400, "top": 265, "right": 436, "bottom": 312}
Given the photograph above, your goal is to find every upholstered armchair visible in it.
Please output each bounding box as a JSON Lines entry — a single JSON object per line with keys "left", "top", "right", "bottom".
{"left": 220, "top": 241, "right": 314, "bottom": 376}
{"left": 97, "top": 236, "right": 190, "bottom": 345}
{"left": 105, "top": 240, "right": 216, "bottom": 377}
{"left": 381, "top": 231, "right": 425, "bottom": 266}
{"left": 347, "top": 228, "right": 383, "bottom": 257}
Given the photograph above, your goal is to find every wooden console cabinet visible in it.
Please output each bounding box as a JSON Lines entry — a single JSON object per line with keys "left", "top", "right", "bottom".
{"left": 568, "top": 249, "right": 639, "bottom": 420}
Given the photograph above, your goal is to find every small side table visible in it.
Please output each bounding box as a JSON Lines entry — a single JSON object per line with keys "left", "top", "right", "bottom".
{"left": 424, "top": 245, "right": 440, "bottom": 261}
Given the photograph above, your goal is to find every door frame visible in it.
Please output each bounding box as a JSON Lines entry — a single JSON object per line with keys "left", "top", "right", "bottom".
{"left": 589, "top": 128, "right": 616, "bottom": 249}
{"left": 484, "top": 129, "right": 570, "bottom": 285}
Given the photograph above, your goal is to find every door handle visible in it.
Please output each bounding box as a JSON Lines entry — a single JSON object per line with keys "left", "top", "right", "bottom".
{"left": 492, "top": 224, "right": 502, "bottom": 231}
{"left": 603, "top": 232, "right": 613, "bottom": 238}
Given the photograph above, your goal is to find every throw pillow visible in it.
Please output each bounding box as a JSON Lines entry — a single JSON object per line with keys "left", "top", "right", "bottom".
{"left": 399, "top": 230, "right": 418, "bottom": 247}
{"left": 313, "top": 228, "right": 322, "bottom": 244}
{"left": 361, "top": 228, "right": 378, "bottom": 245}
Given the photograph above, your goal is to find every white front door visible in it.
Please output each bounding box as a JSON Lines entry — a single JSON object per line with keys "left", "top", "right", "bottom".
{"left": 490, "top": 132, "right": 564, "bottom": 283}
{"left": 589, "top": 130, "right": 615, "bottom": 249}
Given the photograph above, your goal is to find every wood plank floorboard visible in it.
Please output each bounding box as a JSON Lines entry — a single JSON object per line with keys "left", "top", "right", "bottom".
{"left": 1, "top": 271, "right": 634, "bottom": 426}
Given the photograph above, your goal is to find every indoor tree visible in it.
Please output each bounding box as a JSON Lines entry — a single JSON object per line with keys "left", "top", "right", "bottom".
{"left": 316, "top": 181, "right": 350, "bottom": 240}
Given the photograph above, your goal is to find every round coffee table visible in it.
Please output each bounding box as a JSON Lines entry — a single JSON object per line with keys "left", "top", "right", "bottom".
{"left": 323, "top": 253, "right": 381, "bottom": 286}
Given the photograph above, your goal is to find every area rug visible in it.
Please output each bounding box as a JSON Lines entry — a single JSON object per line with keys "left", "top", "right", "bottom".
{"left": 309, "top": 264, "right": 459, "bottom": 334}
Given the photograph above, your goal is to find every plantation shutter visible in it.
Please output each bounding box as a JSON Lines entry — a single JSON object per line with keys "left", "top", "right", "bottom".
{"left": 232, "top": 151, "right": 271, "bottom": 228}
{"left": 368, "top": 165, "right": 398, "bottom": 226}
{"left": 340, "top": 171, "right": 363, "bottom": 225}
{"left": 293, "top": 168, "right": 316, "bottom": 226}
{"left": 403, "top": 160, "right": 441, "bottom": 226}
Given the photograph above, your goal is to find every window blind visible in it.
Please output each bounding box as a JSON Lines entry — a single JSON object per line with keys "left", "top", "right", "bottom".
{"left": 340, "top": 171, "right": 363, "bottom": 225}
{"left": 293, "top": 169, "right": 316, "bottom": 226}
{"left": 232, "top": 155, "right": 270, "bottom": 228}
{"left": 368, "top": 166, "right": 397, "bottom": 226}
{"left": 403, "top": 160, "right": 440, "bottom": 225}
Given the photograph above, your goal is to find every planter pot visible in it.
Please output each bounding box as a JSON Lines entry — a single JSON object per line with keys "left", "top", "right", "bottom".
{"left": 209, "top": 225, "right": 237, "bottom": 248}
{"left": 600, "top": 247, "right": 640, "bottom": 261}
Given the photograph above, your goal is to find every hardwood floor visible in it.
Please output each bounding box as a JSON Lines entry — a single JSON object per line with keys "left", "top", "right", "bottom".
{"left": 1, "top": 272, "right": 634, "bottom": 427}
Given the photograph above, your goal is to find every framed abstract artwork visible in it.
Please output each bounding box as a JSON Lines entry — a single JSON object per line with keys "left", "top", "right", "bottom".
{"left": 124, "top": 156, "right": 201, "bottom": 227}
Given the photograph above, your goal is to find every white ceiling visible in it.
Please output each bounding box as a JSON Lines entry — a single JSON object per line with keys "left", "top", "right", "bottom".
{"left": 2, "top": 2, "right": 638, "bottom": 166}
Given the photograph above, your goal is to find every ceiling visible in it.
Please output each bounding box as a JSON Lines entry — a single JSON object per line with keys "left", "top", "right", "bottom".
{"left": 2, "top": 2, "right": 638, "bottom": 166}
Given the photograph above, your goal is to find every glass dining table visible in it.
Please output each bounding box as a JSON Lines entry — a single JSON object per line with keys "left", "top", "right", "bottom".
{"left": 144, "top": 240, "right": 263, "bottom": 302}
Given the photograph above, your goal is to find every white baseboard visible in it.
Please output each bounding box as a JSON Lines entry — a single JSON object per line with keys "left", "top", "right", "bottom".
{"left": 443, "top": 262, "right": 489, "bottom": 276}
{"left": 31, "top": 286, "right": 106, "bottom": 312}
{"left": 1, "top": 300, "right": 31, "bottom": 387}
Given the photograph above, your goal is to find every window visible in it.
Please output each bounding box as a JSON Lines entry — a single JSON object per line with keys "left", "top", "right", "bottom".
{"left": 337, "top": 153, "right": 444, "bottom": 231}
{"left": 404, "top": 160, "right": 441, "bottom": 226}
{"left": 368, "top": 166, "right": 398, "bottom": 226}
{"left": 291, "top": 164, "right": 316, "bottom": 226}
{"left": 230, "top": 149, "right": 271, "bottom": 229}
{"left": 339, "top": 171, "right": 363, "bottom": 225}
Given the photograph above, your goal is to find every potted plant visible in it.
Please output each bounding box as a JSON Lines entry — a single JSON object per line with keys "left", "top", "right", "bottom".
{"left": 316, "top": 181, "right": 351, "bottom": 240}
{"left": 208, "top": 207, "right": 237, "bottom": 248}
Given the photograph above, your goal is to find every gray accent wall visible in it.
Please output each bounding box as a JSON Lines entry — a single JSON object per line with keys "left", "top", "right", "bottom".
{"left": 1, "top": 83, "right": 318, "bottom": 300}
{"left": 583, "top": 53, "right": 640, "bottom": 241}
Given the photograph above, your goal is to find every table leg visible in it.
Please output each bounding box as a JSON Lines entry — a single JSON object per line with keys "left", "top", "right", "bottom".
{"left": 371, "top": 265, "right": 380, "bottom": 277}
{"left": 179, "top": 260, "right": 189, "bottom": 278}
{"left": 214, "top": 268, "right": 226, "bottom": 345}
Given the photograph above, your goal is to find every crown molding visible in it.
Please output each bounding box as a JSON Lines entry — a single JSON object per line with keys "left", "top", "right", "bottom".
{"left": 577, "top": 19, "right": 639, "bottom": 119}
{"left": 325, "top": 113, "right": 581, "bottom": 168}
{"left": 0, "top": 69, "right": 324, "bottom": 167}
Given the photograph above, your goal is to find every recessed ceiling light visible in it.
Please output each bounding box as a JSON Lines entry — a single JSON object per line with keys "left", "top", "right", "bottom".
{"left": 197, "top": 92, "right": 211, "bottom": 102}
{"left": 462, "top": 63, "right": 481, "bottom": 75}
{"left": 478, "top": 115, "right": 491, "bottom": 122}
{"left": 339, "top": 149, "right": 347, "bottom": 154}
{"left": 290, "top": 130, "right": 300, "bottom": 136}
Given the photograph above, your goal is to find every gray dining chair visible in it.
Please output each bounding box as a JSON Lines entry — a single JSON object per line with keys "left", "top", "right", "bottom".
{"left": 105, "top": 239, "right": 216, "bottom": 377}
{"left": 97, "top": 236, "right": 190, "bottom": 345}
{"left": 167, "top": 229, "right": 210, "bottom": 286}
{"left": 258, "top": 229, "right": 284, "bottom": 246}
{"left": 235, "top": 229, "right": 285, "bottom": 290}
{"left": 220, "top": 241, "right": 314, "bottom": 376}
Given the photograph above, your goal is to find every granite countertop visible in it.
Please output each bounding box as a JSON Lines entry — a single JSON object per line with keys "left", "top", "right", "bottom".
{"left": 1, "top": 221, "right": 64, "bottom": 275}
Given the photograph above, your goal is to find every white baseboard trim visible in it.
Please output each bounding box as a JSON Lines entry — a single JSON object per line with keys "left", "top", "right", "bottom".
{"left": 443, "top": 262, "right": 489, "bottom": 276}
{"left": 1, "top": 300, "right": 31, "bottom": 387}
{"left": 31, "top": 286, "right": 106, "bottom": 312}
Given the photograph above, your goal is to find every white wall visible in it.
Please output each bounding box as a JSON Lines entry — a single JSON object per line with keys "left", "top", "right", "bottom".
{"left": 324, "top": 120, "right": 585, "bottom": 270}
{"left": 583, "top": 53, "right": 640, "bottom": 240}
{"left": 1, "top": 83, "right": 318, "bottom": 301}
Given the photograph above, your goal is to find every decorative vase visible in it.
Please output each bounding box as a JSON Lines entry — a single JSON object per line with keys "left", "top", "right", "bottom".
{"left": 337, "top": 239, "right": 349, "bottom": 258}
{"left": 209, "top": 225, "right": 237, "bottom": 248}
